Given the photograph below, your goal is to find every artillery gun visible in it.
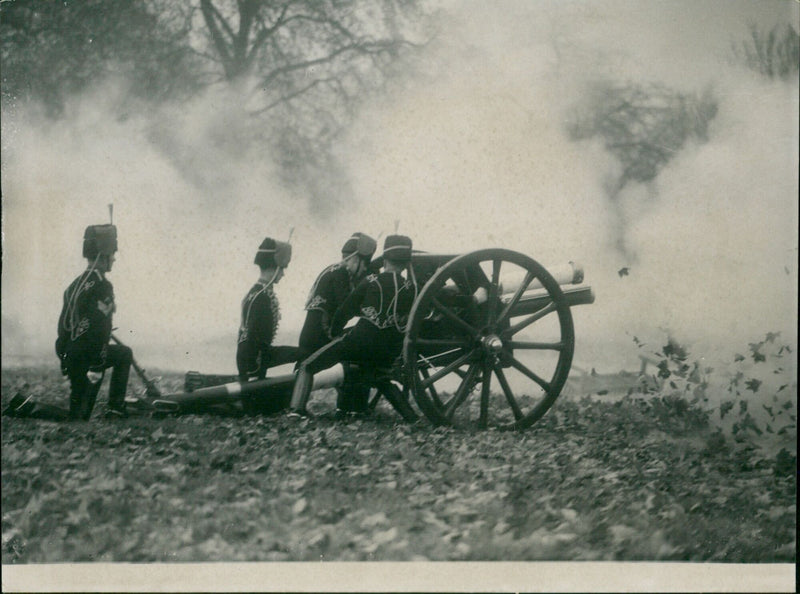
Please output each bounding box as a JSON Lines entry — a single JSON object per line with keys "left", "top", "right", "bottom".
{"left": 152, "top": 248, "right": 594, "bottom": 430}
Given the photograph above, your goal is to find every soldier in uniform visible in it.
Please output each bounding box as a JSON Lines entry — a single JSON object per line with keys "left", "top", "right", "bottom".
{"left": 54, "top": 224, "right": 132, "bottom": 420}
{"left": 298, "top": 232, "right": 377, "bottom": 359}
{"left": 236, "top": 237, "right": 299, "bottom": 388}
{"left": 289, "top": 235, "right": 417, "bottom": 417}
{"left": 297, "top": 233, "right": 377, "bottom": 414}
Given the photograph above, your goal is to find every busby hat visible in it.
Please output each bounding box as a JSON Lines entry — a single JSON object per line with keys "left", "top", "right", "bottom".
{"left": 342, "top": 232, "right": 377, "bottom": 259}
{"left": 255, "top": 237, "right": 292, "bottom": 269}
{"left": 382, "top": 234, "right": 412, "bottom": 263}
{"left": 83, "top": 224, "right": 117, "bottom": 259}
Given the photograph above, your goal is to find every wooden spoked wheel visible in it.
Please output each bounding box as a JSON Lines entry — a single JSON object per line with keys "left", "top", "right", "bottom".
{"left": 403, "top": 249, "right": 575, "bottom": 430}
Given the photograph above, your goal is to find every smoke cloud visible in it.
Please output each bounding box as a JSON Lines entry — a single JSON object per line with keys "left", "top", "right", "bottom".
{"left": 2, "top": 0, "right": 797, "bottom": 377}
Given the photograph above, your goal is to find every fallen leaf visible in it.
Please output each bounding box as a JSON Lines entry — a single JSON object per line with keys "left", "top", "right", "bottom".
{"left": 292, "top": 498, "right": 307, "bottom": 515}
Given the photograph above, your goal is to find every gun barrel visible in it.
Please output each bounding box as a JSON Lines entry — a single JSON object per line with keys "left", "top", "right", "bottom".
{"left": 503, "top": 285, "right": 595, "bottom": 316}
{"left": 499, "top": 261, "right": 584, "bottom": 295}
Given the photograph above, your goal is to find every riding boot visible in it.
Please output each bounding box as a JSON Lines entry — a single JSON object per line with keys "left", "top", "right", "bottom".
{"left": 351, "top": 385, "right": 370, "bottom": 414}
{"left": 68, "top": 392, "right": 83, "bottom": 421}
{"left": 107, "top": 345, "right": 132, "bottom": 414}
{"left": 335, "top": 388, "right": 353, "bottom": 413}
{"left": 79, "top": 379, "right": 103, "bottom": 421}
{"left": 2, "top": 393, "right": 35, "bottom": 417}
{"left": 289, "top": 368, "right": 314, "bottom": 416}
{"left": 29, "top": 402, "right": 70, "bottom": 422}
{"left": 68, "top": 374, "right": 87, "bottom": 421}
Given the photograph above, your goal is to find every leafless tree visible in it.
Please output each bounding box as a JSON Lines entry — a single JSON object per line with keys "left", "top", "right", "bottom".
{"left": 0, "top": 0, "right": 202, "bottom": 115}
{"left": 567, "top": 81, "right": 718, "bottom": 194}
{"left": 190, "top": 0, "right": 430, "bottom": 207}
{"left": 565, "top": 81, "right": 718, "bottom": 256}
{"left": 731, "top": 23, "right": 799, "bottom": 81}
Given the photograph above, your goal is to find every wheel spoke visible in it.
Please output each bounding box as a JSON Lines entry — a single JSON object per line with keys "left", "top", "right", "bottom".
{"left": 419, "top": 350, "right": 474, "bottom": 389}
{"left": 444, "top": 363, "right": 479, "bottom": 422}
{"left": 407, "top": 249, "right": 576, "bottom": 430}
{"left": 486, "top": 258, "right": 502, "bottom": 325}
{"left": 505, "top": 302, "right": 556, "bottom": 336}
{"left": 417, "top": 348, "right": 462, "bottom": 367}
{"left": 479, "top": 358, "right": 492, "bottom": 429}
{"left": 431, "top": 297, "right": 479, "bottom": 338}
{"left": 416, "top": 338, "right": 471, "bottom": 351}
{"left": 507, "top": 340, "right": 565, "bottom": 351}
{"left": 420, "top": 366, "right": 444, "bottom": 409}
{"left": 504, "top": 354, "right": 552, "bottom": 394}
{"left": 494, "top": 365, "right": 524, "bottom": 421}
{"left": 497, "top": 270, "right": 535, "bottom": 324}
{"left": 417, "top": 350, "right": 469, "bottom": 380}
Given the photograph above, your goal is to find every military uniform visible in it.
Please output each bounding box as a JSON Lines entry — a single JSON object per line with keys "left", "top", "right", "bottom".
{"left": 236, "top": 279, "right": 297, "bottom": 381}
{"left": 54, "top": 225, "right": 131, "bottom": 420}
{"left": 290, "top": 235, "right": 415, "bottom": 416}
{"left": 297, "top": 233, "right": 377, "bottom": 361}
{"left": 234, "top": 235, "right": 298, "bottom": 415}
{"left": 298, "top": 263, "right": 355, "bottom": 357}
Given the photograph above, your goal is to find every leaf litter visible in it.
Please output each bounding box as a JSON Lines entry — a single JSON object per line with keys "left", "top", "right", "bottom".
{"left": 1, "top": 367, "right": 796, "bottom": 562}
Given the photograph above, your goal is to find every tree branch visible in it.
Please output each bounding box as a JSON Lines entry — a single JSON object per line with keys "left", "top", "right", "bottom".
{"left": 243, "top": 1, "right": 293, "bottom": 71}
{"left": 257, "top": 39, "right": 405, "bottom": 90}
{"left": 200, "top": 0, "right": 235, "bottom": 76}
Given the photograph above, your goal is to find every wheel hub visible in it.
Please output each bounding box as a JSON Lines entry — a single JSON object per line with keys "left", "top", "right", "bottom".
{"left": 482, "top": 334, "right": 503, "bottom": 353}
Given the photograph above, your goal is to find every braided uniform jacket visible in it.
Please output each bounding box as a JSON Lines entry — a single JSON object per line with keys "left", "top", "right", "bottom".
{"left": 331, "top": 271, "right": 416, "bottom": 336}
{"left": 56, "top": 268, "right": 115, "bottom": 371}
{"left": 237, "top": 281, "right": 280, "bottom": 376}
{"left": 299, "top": 271, "right": 417, "bottom": 370}
{"left": 305, "top": 263, "right": 354, "bottom": 318}
{"left": 299, "top": 263, "right": 356, "bottom": 354}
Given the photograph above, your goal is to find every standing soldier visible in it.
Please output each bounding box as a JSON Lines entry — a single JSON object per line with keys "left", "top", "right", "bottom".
{"left": 55, "top": 224, "right": 132, "bottom": 420}
{"left": 236, "top": 237, "right": 298, "bottom": 388}
{"left": 289, "top": 235, "right": 417, "bottom": 417}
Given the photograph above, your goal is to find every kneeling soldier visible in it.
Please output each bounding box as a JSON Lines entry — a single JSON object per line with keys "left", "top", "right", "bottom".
{"left": 298, "top": 232, "right": 377, "bottom": 415}
{"left": 236, "top": 237, "right": 299, "bottom": 389}
{"left": 289, "top": 235, "right": 417, "bottom": 417}
{"left": 55, "top": 224, "right": 132, "bottom": 420}
{"left": 298, "top": 232, "right": 377, "bottom": 359}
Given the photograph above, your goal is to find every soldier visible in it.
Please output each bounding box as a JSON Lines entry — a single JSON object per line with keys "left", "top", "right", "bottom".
{"left": 289, "top": 234, "right": 417, "bottom": 417}
{"left": 55, "top": 224, "right": 132, "bottom": 420}
{"left": 236, "top": 237, "right": 299, "bottom": 387}
{"left": 298, "top": 232, "right": 377, "bottom": 359}
{"left": 297, "top": 233, "right": 377, "bottom": 414}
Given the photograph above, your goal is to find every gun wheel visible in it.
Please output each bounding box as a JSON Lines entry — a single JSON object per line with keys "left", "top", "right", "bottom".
{"left": 403, "top": 248, "right": 574, "bottom": 430}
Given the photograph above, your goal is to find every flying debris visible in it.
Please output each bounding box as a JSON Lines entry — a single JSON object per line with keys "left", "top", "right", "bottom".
{"left": 618, "top": 267, "right": 630, "bottom": 278}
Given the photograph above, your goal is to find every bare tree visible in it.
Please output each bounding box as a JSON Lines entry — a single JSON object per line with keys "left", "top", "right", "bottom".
{"left": 190, "top": 0, "right": 429, "bottom": 207}
{"left": 195, "top": 1, "right": 423, "bottom": 97}
{"left": 1, "top": 0, "right": 432, "bottom": 208}
{"left": 1, "top": 0, "right": 203, "bottom": 115}
{"left": 567, "top": 81, "right": 718, "bottom": 194}
{"left": 566, "top": 81, "right": 718, "bottom": 256}
{"left": 731, "top": 23, "right": 799, "bottom": 81}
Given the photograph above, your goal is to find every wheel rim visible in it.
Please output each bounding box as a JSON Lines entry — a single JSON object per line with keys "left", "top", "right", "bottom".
{"left": 403, "top": 248, "right": 574, "bottom": 430}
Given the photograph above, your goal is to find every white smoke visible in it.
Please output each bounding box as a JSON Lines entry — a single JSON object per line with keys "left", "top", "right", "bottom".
{"left": 2, "top": 0, "right": 797, "bottom": 377}
{"left": 342, "top": 0, "right": 799, "bottom": 371}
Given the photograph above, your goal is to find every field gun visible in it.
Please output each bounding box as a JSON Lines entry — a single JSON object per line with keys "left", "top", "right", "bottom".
{"left": 153, "top": 248, "right": 595, "bottom": 430}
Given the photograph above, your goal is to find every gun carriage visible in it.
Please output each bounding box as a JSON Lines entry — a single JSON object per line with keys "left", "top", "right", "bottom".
{"left": 152, "top": 248, "right": 594, "bottom": 430}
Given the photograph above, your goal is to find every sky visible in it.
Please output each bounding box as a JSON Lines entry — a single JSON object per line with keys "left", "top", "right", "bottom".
{"left": 2, "top": 0, "right": 798, "bottom": 379}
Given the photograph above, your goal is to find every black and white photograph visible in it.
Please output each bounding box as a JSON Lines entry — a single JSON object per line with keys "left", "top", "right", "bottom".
{"left": 1, "top": 0, "right": 797, "bottom": 591}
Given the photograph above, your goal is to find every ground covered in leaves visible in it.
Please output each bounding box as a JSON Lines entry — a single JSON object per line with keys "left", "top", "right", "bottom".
{"left": 1, "top": 367, "right": 796, "bottom": 563}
